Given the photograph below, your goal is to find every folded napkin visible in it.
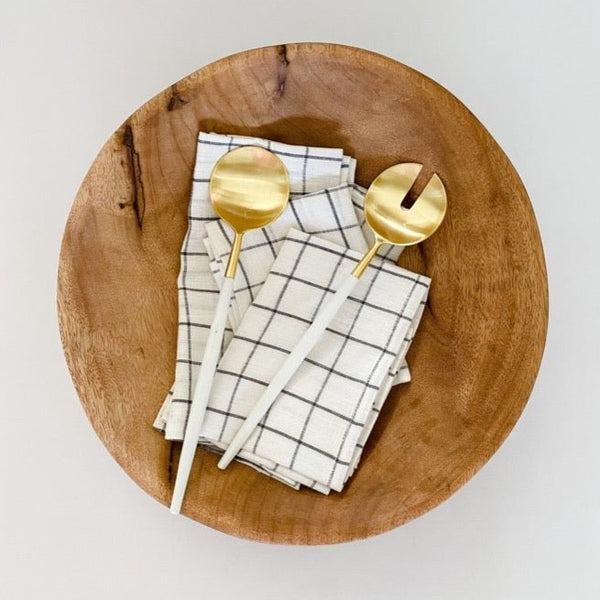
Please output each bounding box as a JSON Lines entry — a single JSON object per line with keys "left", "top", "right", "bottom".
{"left": 155, "top": 132, "right": 357, "bottom": 438}
{"left": 199, "top": 230, "right": 430, "bottom": 493}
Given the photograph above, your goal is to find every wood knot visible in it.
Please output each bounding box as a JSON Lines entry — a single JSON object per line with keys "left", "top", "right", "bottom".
{"left": 167, "top": 85, "right": 189, "bottom": 111}
{"left": 275, "top": 44, "right": 289, "bottom": 97}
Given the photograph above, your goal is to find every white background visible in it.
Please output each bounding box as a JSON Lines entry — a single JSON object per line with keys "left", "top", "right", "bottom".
{"left": 2, "top": 1, "right": 599, "bottom": 598}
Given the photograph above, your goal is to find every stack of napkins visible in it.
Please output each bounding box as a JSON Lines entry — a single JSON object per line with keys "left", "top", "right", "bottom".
{"left": 155, "top": 132, "right": 430, "bottom": 493}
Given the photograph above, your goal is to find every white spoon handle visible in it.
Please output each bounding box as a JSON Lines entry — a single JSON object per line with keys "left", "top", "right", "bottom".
{"left": 217, "top": 273, "right": 360, "bottom": 469}
{"left": 170, "top": 276, "right": 235, "bottom": 514}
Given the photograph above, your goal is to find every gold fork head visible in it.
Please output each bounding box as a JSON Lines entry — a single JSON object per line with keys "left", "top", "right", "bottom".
{"left": 364, "top": 162, "right": 447, "bottom": 247}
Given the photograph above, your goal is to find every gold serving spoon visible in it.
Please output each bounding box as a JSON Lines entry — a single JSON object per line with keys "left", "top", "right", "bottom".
{"left": 170, "top": 146, "right": 290, "bottom": 514}
{"left": 218, "top": 162, "right": 447, "bottom": 469}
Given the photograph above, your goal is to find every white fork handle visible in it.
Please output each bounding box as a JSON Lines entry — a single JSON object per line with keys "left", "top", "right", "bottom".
{"left": 170, "top": 276, "right": 235, "bottom": 514}
{"left": 217, "top": 273, "right": 360, "bottom": 469}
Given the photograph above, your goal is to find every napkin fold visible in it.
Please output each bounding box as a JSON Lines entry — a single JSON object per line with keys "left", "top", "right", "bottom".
{"left": 198, "top": 230, "right": 430, "bottom": 493}
{"left": 155, "top": 132, "right": 356, "bottom": 438}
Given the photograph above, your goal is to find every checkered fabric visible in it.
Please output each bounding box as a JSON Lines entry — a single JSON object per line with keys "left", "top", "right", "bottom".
{"left": 199, "top": 230, "right": 430, "bottom": 493}
{"left": 154, "top": 132, "right": 356, "bottom": 438}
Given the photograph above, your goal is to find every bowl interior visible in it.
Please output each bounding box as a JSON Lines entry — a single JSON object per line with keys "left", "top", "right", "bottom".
{"left": 58, "top": 43, "right": 547, "bottom": 544}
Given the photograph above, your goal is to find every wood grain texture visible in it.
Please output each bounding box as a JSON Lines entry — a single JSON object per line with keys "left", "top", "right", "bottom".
{"left": 57, "top": 43, "right": 548, "bottom": 544}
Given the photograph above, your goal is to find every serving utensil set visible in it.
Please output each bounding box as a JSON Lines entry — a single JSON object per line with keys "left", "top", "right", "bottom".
{"left": 170, "top": 148, "right": 447, "bottom": 514}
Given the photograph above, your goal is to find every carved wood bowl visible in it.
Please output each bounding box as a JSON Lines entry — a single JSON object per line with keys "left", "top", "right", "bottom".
{"left": 58, "top": 43, "right": 548, "bottom": 544}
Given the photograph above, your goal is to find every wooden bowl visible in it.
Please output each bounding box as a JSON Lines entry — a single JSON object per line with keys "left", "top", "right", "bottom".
{"left": 58, "top": 43, "right": 548, "bottom": 544}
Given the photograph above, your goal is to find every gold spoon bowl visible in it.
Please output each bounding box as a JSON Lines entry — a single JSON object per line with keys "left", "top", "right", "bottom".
{"left": 210, "top": 146, "right": 290, "bottom": 277}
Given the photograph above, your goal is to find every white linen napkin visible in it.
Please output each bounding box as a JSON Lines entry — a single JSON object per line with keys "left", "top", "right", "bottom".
{"left": 155, "top": 132, "right": 356, "bottom": 438}
{"left": 199, "top": 230, "right": 430, "bottom": 493}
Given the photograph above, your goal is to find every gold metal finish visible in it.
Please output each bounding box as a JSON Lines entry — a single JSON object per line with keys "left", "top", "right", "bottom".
{"left": 351, "top": 163, "right": 447, "bottom": 278}
{"left": 209, "top": 146, "right": 290, "bottom": 278}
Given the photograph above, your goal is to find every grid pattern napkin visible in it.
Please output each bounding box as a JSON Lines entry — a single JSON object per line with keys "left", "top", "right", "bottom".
{"left": 198, "top": 230, "right": 430, "bottom": 493}
{"left": 155, "top": 132, "right": 357, "bottom": 438}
